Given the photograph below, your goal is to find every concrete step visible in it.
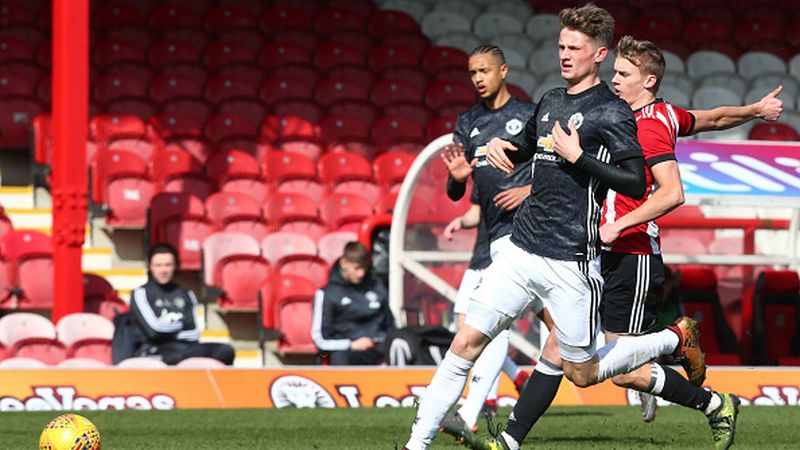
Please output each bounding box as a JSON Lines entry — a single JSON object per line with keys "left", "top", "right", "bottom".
{"left": 233, "top": 349, "right": 263, "bottom": 368}
{"left": 82, "top": 247, "right": 113, "bottom": 271}
{"left": 6, "top": 208, "right": 51, "bottom": 229}
{"left": 85, "top": 268, "right": 147, "bottom": 292}
{"left": 0, "top": 186, "right": 34, "bottom": 209}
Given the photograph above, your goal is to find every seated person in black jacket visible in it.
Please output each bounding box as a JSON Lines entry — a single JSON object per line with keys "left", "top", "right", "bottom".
{"left": 130, "top": 243, "right": 235, "bottom": 365}
{"left": 312, "top": 241, "right": 396, "bottom": 365}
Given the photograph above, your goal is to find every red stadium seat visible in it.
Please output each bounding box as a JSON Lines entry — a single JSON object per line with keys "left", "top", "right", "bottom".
{"left": 261, "top": 115, "right": 317, "bottom": 142}
{"left": 261, "top": 232, "right": 317, "bottom": 265}
{"left": 424, "top": 80, "right": 475, "bottom": 110}
{"left": 272, "top": 29, "right": 320, "bottom": 55}
{"left": 317, "top": 230, "right": 359, "bottom": 265}
{"left": 0, "top": 1, "right": 36, "bottom": 25}
{"left": 383, "top": 102, "right": 432, "bottom": 126}
{"left": 425, "top": 116, "right": 457, "bottom": 140}
{"left": 160, "top": 98, "right": 212, "bottom": 125}
{"left": 205, "top": 191, "right": 267, "bottom": 240}
{"left": 259, "top": 275, "right": 316, "bottom": 336}
{"left": 148, "top": 4, "right": 199, "bottom": 28}
{"left": 92, "top": 38, "right": 147, "bottom": 68}
{"left": 159, "top": 26, "right": 211, "bottom": 50}
{"left": 103, "top": 99, "right": 158, "bottom": 123}
{"left": 324, "top": 64, "right": 376, "bottom": 89}
{"left": 163, "top": 137, "right": 213, "bottom": 166}
{"left": 104, "top": 61, "right": 155, "bottom": 88}
{"left": 370, "top": 115, "right": 425, "bottom": 149}
{"left": 319, "top": 115, "right": 371, "bottom": 144}
{"left": 0, "top": 23, "right": 44, "bottom": 45}
{"left": 370, "top": 78, "right": 423, "bottom": 107}
{"left": 682, "top": 17, "right": 730, "bottom": 48}
{"left": 90, "top": 113, "right": 147, "bottom": 147}
{"left": 271, "top": 98, "right": 323, "bottom": 124}
{"left": 204, "top": 4, "right": 257, "bottom": 32}
{"left": 631, "top": 16, "right": 681, "bottom": 41}
{"left": 379, "top": 32, "right": 430, "bottom": 59}
{"left": 147, "top": 39, "right": 202, "bottom": 67}
{"left": 270, "top": 62, "right": 320, "bottom": 89}
{"left": 259, "top": 77, "right": 313, "bottom": 107}
{"left": 315, "top": 77, "right": 370, "bottom": 107}
{"left": 0, "top": 70, "right": 36, "bottom": 97}
{"left": 264, "top": 192, "right": 325, "bottom": 240}
{"left": 747, "top": 270, "right": 800, "bottom": 365}
{"left": 428, "top": 191, "right": 471, "bottom": 224}
{"left": 263, "top": 150, "right": 317, "bottom": 184}
{"left": 203, "top": 113, "right": 259, "bottom": 145}
{"left": 0, "top": 312, "right": 65, "bottom": 365}
{"left": 749, "top": 123, "right": 800, "bottom": 141}
{"left": 325, "top": 100, "right": 379, "bottom": 126}
{"left": 317, "top": 151, "right": 373, "bottom": 186}
{"left": 203, "top": 40, "right": 256, "bottom": 69}
{"left": 157, "top": 62, "right": 209, "bottom": 87}
{"left": 368, "top": 9, "right": 419, "bottom": 37}
{"left": 0, "top": 231, "right": 53, "bottom": 309}
{"left": 259, "top": 5, "right": 311, "bottom": 33}
{"left": 312, "top": 43, "right": 364, "bottom": 72}
{"left": 204, "top": 74, "right": 258, "bottom": 105}
{"left": 0, "top": 97, "right": 43, "bottom": 148}
{"left": 734, "top": 18, "right": 785, "bottom": 48}
{"left": 149, "top": 192, "right": 212, "bottom": 271}
{"left": 676, "top": 267, "right": 739, "bottom": 358}
{"left": 278, "top": 257, "right": 330, "bottom": 288}
{"left": 335, "top": 0, "right": 374, "bottom": 18}
{"left": 0, "top": 36, "right": 32, "bottom": 63}
{"left": 373, "top": 152, "right": 414, "bottom": 189}
{"left": 421, "top": 46, "right": 469, "bottom": 74}
{"left": 56, "top": 313, "right": 113, "bottom": 364}
{"left": 148, "top": 112, "right": 203, "bottom": 139}
{"left": 275, "top": 293, "right": 317, "bottom": 354}
{"left": 375, "top": 191, "right": 398, "bottom": 214}
{"left": 206, "top": 148, "right": 261, "bottom": 184}
{"left": 94, "top": 149, "right": 154, "bottom": 228}
{"left": 203, "top": 232, "right": 268, "bottom": 310}
{"left": 326, "top": 30, "right": 375, "bottom": 54}
{"left": 314, "top": 5, "right": 364, "bottom": 35}
{"left": 149, "top": 147, "right": 203, "bottom": 184}
{"left": 259, "top": 43, "right": 310, "bottom": 71}
{"left": 147, "top": 73, "right": 203, "bottom": 104}
{"left": 92, "top": 2, "right": 143, "bottom": 28}
{"left": 82, "top": 273, "right": 128, "bottom": 321}
{"left": 319, "top": 192, "right": 371, "bottom": 231}
{"left": 379, "top": 65, "right": 429, "bottom": 91}
{"left": 368, "top": 43, "right": 419, "bottom": 72}
{"left": 92, "top": 74, "right": 147, "bottom": 105}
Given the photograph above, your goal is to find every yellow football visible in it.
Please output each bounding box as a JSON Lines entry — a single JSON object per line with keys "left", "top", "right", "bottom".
{"left": 39, "top": 414, "right": 101, "bottom": 450}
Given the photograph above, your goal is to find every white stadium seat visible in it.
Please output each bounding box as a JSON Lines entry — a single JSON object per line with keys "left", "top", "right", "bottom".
{"left": 687, "top": 51, "right": 736, "bottom": 79}
{"left": 789, "top": 53, "right": 800, "bottom": 78}
{"left": 421, "top": 10, "right": 472, "bottom": 39}
{"left": 473, "top": 11, "right": 525, "bottom": 40}
{"left": 692, "top": 86, "right": 742, "bottom": 109}
{"left": 501, "top": 46, "right": 527, "bottom": 69}
{"left": 699, "top": 73, "right": 747, "bottom": 97}
{"left": 434, "top": 32, "right": 482, "bottom": 54}
{"left": 493, "top": 32, "right": 536, "bottom": 60}
{"left": 749, "top": 74, "right": 799, "bottom": 100}
{"left": 527, "top": 47, "right": 561, "bottom": 73}
{"left": 737, "top": 52, "right": 787, "bottom": 80}
{"left": 657, "top": 85, "right": 691, "bottom": 109}
{"left": 432, "top": 0, "right": 481, "bottom": 23}
{"left": 507, "top": 68, "right": 538, "bottom": 94}
{"left": 525, "top": 14, "right": 561, "bottom": 43}
{"left": 661, "top": 73, "right": 695, "bottom": 95}
{"left": 488, "top": 0, "right": 534, "bottom": 21}
{"left": 662, "top": 50, "right": 685, "bottom": 74}
{"left": 380, "top": 0, "right": 430, "bottom": 22}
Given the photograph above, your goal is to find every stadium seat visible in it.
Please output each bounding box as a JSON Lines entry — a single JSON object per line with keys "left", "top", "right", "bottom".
{"left": 92, "top": 2, "right": 144, "bottom": 28}
{"left": 261, "top": 232, "right": 317, "bottom": 265}
{"left": 263, "top": 150, "right": 317, "bottom": 184}
{"left": 748, "top": 123, "right": 800, "bottom": 141}
{"left": 149, "top": 147, "right": 204, "bottom": 189}
{"left": 258, "top": 42, "right": 310, "bottom": 71}
{"left": 0, "top": 1, "right": 36, "bottom": 25}
{"left": 117, "top": 357, "right": 168, "bottom": 368}
{"left": 473, "top": 11, "right": 524, "bottom": 40}
{"left": 92, "top": 37, "right": 146, "bottom": 68}
{"left": 205, "top": 191, "right": 267, "bottom": 240}
{"left": 319, "top": 192, "right": 372, "bottom": 232}
{"left": 747, "top": 270, "right": 800, "bottom": 365}
{"left": 148, "top": 112, "right": 202, "bottom": 140}
{"left": 0, "top": 97, "right": 43, "bottom": 148}
{"left": 325, "top": 63, "right": 376, "bottom": 89}
{"left": 0, "top": 312, "right": 66, "bottom": 365}
{"left": 147, "top": 73, "right": 203, "bottom": 104}
{"left": 204, "top": 4, "right": 257, "bottom": 32}
{"left": 202, "top": 40, "right": 255, "bottom": 69}
{"left": 58, "top": 358, "right": 109, "bottom": 368}
{"left": 368, "top": 9, "right": 419, "bottom": 37}
{"left": 737, "top": 51, "right": 787, "bottom": 80}
{"left": 162, "top": 137, "right": 213, "bottom": 167}
{"left": 314, "top": 5, "right": 364, "bottom": 35}
{"left": 176, "top": 356, "right": 225, "bottom": 368}
{"left": 317, "top": 151, "right": 379, "bottom": 202}
{"left": 259, "top": 5, "right": 310, "bottom": 33}
{"left": 82, "top": 273, "right": 128, "bottom": 320}
{"left": 259, "top": 274, "right": 316, "bottom": 332}
{"left": 370, "top": 78, "right": 423, "bottom": 108}
{"left": 734, "top": 18, "right": 785, "bottom": 48}
{"left": 698, "top": 73, "right": 747, "bottom": 97}
{"left": 367, "top": 42, "right": 419, "bottom": 72}
{"left": 93, "top": 149, "right": 155, "bottom": 228}
{"left": 384, "top": 101, "right": 433, "bottom": 127}
{"left": 273, "top": 280, "right": 317, "bottom": 355}
{"left": 312, "top": 43, "right": 365, "bottom": 72}
{"left": 314, "top": 76, "right": 370, "bottom": 107}
{"left": 264, "top": 192, "right": 322, "bottom": 236}
{"left": 675, "top": 267, "right": 739, "bottom": 358}
{"left": 259, "top": 77, "right": 313, "bottom": 108}
{"left": 682, "top": 17, "right": 730, "bottom": 48}
{"left": 0, "top": 230, "right": 52, "bottom": 309}
{"left": 158, "top": 28, "right": 210, "bottom": 53}
{"left": 421, "top": 46, "right": 469, "bottom": 74}
{"left": 92, "top": 73, "right": 147, "bottom": 105}
{"left": 270, "top": 62, "right": 320, "bottom": 89}
{"left": 326, "top": 30, "right": 375, "bottom": 55}
{"left": 419, "top": 10, "right": 470, "bottom": 39}
{"left": 370, "top": 115, "right": 425, "bottom": 153}
{"left": 89, "top": 113, "right": 147, "bottom": 155}
{"left": 686, "top": 50, "right": 736, "bottom": 79}
{"left": 203, "top": 232, "right": 268, "bottom": 310}
{"left": 373, "top": 151, "right": 415, "bottom": 191}
{"left": 691, "top": 86, "right": 742, "bottom": 110}
{"left": 204, "top": 74, "right": 258, "bottom": 105}
{"left": 317, "top": 230, "right": 358, "bottom": 265}
{"left": 424, "top": 80, "right": 475, "bottom": 110}
{"left": 271, "top": 98, "right": 324, "bottom": 123}
{"left": 0, "top": 357, "right": 47, "bottom": 368}
{"left": 203, "top": 113, "right": 258, "bottom": 146}
{"left": 148, "top": 192, "right": 212, "bottom": 271}
{"left": 147, "top": 4, "right": 200, "bottom": 28}
{"left": 206, "top": 147, "right": 262, "bottom": 182}
{"left": 318, "top": 115, "right": 371, "bottom": 145}
{"left": 56, "top": 313, "right": 114, "bottom": 364}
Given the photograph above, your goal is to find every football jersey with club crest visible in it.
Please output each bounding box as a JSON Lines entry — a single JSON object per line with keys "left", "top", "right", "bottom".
{"left": 509, "top": 82, "right": 643, "bottom": 261}
{"left": 452, "top": 97, "right": 537, "bottom": 241}
{"left": 602, "top": 99, "right": 695, "bottom": 255}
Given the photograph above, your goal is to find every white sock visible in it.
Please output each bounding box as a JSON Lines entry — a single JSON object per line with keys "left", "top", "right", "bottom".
{"left": 488, "top": 375, "right": 499, "bottom": 402}
{"left": 647, "top": 363, "right": 666, "bottom": 395}
{"left": 458, "top": 330, "right": 509, "bottom": 428}
{"left": 406, "top": 351, "right": 474, "bottom": 450}
{"left": 502, "top": 354, "right": 521, "bottom": 380}
{"left": 500, "top": 431, "right": 521, "bottom": 450}
{"left": 704, "top": 392, "right": 722, "bottom": 416}
{"left": 596, "top": 329, "right": 679, "bottom": 382}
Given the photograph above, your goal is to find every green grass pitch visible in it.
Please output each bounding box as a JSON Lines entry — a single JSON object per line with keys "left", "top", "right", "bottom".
{"left": 10, "top": 406, "right": 800, "bottom": 449}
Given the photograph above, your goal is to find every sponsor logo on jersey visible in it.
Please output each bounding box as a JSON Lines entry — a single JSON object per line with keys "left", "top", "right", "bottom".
{"left": 341, "top": 296, "right": 352, "bottom": 306}
{"left": 474, "top": 145, "right": 488, "bottom": 157}
{"left": 537, "top": 134, "right": 555, "bottom": 152}
{"left": 470, "top": 127, "right": 480, "bottom": 138}
{"left": 505, "top": 118, "right": 523, "bottom": 135}
{"left": 270, "top": 375, "right": 336, "bottom": 408}
{"left": 569, "top": 112, "right": 584, "bottom": 129}
{"left": 541, "top": 112, "right": 549, "bottom": 122}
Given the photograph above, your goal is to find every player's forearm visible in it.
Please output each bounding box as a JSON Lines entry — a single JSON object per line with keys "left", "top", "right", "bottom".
{"left": 573, "top": 155, "right": 647, "bottom": 199}
{"left": 460, "top": 204, "right": 481, "bottom": 229}
{"left": 691, "top": 104, "right": 759, "bottom": 132}
{"left": 610, "top": 185, "right": 685, "bottom": 234}
{"left": 446, "top": 175, "right": 466, "bottom": 201}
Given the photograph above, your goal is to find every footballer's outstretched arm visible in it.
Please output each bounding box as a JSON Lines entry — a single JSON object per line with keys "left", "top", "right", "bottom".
{"left": 691, "top": 85, "right": 783, "bottom": 132}
{"left": 551, "top": 120, "right": 647, "bottom": 199}
{"left": 443, "top": 204, "right": 481, "bottom": 240}
{"left": 442, "top": 142, "right": 476, "bottom": 201}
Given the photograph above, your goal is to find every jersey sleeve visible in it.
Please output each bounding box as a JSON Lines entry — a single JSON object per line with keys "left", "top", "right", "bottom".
{"left": 453, "top": 112, "right": 469, "bottom": 147}
{"left": 637, "top": 118, "right": 677, "bottom": 167}
{"left": 600, "top": 102, "right": 643, "bottom": 163}
{"left": 470, "top": 184, "right": 479, "bottom": 204}
{"left": 311, "top": 289, "right": 351, "bottom": 352}
{"left": 672, "top": 105, "right": 696, "bottom": 137}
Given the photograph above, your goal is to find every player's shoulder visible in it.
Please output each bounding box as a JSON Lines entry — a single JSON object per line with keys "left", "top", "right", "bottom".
{"left": 508, "top": 96, "right": 537, "bottom": 113}
{"left": 539, "top": 86, "right": 567, "bottom": 104}
{"left": 595, "top": 86, "right": 633, "bottom": 115}
{"left": 456, "top": 101, "right": 487, "bottom": 125}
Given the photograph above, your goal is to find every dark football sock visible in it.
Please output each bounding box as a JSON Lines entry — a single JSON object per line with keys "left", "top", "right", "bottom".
{"left": 504, "top": 358, "right": 563, "bottom": 445}
{"left": 652, "top": 364, "right": 712, "bottom": 411}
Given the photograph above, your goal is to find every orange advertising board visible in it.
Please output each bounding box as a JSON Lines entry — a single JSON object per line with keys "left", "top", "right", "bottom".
{"left": 0, "top": 367, "right": 797, "bottom": 411}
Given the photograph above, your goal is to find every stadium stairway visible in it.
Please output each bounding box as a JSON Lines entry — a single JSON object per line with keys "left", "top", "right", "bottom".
{"left": 1, "top": 186, "right": 262, "bottom": 368}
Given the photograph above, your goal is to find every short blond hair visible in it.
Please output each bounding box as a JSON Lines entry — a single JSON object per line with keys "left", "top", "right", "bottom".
{"left": 615, "top": 35, "right": 666, "bottom": 90}
{"left": 559, "top": 3, "right": 615, "bottom": 48}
